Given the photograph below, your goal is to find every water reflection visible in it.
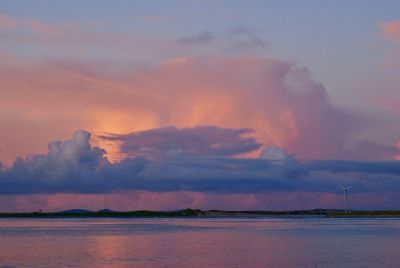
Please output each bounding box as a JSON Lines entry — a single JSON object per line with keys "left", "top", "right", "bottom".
{"left": 0, "top": 218, "right": 400, "bottom": 267}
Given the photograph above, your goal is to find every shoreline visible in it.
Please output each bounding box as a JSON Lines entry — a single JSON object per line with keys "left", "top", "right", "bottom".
{"left": 1, "top": 209, "right": 400, "bottom": 218}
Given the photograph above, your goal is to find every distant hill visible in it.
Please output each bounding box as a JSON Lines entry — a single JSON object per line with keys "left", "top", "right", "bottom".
{"left": 62, "top": 209, "right": 114, "bottom": 213}
{"left": 98, "top": 209, "right": 114, "bottom": 213}
{"left": 62, "top": 209, "right": 93, "bottom": 213}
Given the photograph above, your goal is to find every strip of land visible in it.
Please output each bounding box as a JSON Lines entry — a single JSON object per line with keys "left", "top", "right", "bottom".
{"left": 1, "top": 209, "right": 400, "bottom": 218}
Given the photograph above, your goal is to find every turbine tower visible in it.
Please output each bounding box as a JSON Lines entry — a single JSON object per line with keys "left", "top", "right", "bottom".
{"left": 339, "top": 185, "right": 352, "bottom": 213}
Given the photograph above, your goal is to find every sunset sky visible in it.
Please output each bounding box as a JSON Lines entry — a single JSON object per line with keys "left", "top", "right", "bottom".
{"left": 1, "top": 0, "right": 400, "bottom": 212}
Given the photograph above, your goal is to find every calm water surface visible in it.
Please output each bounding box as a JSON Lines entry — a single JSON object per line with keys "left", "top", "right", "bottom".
{"left": 0, "top": 217, "right": 399, "bottom": 267}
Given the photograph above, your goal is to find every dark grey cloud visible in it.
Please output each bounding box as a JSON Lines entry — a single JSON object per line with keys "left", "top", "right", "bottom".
{"left": 176, "top": 27, "right": 267, "bottom": 50}
{"left": 226, "top": 26, "right": 268, "bottom": 50}
{"left": 1, "top": 129, "right": 400, "bottom": 195}
{"left": 177, "top": 31, "right": 215, "bottom": 45}
{"left": 100, "top": 125, "right": 261, "bottom": 159}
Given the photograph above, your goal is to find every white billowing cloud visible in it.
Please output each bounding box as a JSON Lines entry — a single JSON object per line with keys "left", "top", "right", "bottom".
{"left": 259, "top": 145, "right": 294, "bottom": 161}
{"left": 46, "top": 130, "right": 106, "bottom": 167}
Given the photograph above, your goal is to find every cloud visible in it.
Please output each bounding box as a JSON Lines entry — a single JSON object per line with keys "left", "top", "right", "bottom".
{"left": 0, "top": 55, "right": 380, "bottom": 165}
{"left": 100, "top": 125, "right": 261, "bottom": 159}
{"left": 0, "top": 12, "right": 156, "bottom": 50}
{"left": 1, "top": 130, "right": 400, "bottom": 196}
{"left": 129, "top": 57, "right": 363, "bottom": 159}
{"left": 131, "top": 15, "right": 171, "bottom": 23}
{"left": 0, "top": 13, "right": 81, "bottom": 43}
{"left": 0, "top": 14, "right": 18, "bottom": 30}
{"left": 177, "top": 31, "right": 215, "bottom": 45}
{"left": 176, "top": 27, "right": 267, "bottom": 51}
{"left": 1, "top": 130, "right": 111, "bottom": 193}
{"left": 259, "top": 145, "right": 295, "bottom": 161}
{"left": 226, "top": 26, "right": 268, "bottom": 50}
{"left": 342, "top": 140, "right": 400, "bottom": 161}
{"left": 379, "top": 21, "right": 400, "bottom": 45}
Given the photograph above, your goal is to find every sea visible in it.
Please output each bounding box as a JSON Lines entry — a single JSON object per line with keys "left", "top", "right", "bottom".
{"left": 0, "top": 217, "right": 399, "bottom": 267}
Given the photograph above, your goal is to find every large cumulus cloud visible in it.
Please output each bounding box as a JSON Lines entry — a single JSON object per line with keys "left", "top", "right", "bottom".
{"left": 4, "top": 56, "right": 394, "bottom": 165}
{"left": 1, "top": 129, "right": 400, "bottom": 195}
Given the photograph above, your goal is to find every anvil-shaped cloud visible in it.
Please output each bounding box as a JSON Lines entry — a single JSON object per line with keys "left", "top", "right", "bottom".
{"left": 100, "top": 125, "right": 261, "bottom": 159}
{"left": 2, "top": 56, "right": 399, "bottom": 165}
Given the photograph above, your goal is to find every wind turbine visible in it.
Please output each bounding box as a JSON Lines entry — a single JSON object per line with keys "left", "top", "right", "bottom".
{"left": 339, "top": 185, "right": 352, "bottom": 213}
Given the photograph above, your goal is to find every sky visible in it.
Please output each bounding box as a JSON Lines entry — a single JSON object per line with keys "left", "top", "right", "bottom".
{"left": 1, "top": 0, "right": 400, "bottom": 212}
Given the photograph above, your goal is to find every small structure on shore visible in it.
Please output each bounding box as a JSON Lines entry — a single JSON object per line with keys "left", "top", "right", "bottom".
{"left": 339, "top": 185, "right": 352, "bottom": 213}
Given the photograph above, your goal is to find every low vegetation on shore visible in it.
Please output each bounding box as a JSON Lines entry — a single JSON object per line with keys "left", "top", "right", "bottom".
{"left": 1, "top": 208, "right": 400, "bottom": 218}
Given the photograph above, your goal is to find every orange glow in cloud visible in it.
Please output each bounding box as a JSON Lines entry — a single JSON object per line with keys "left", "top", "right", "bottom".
{"left": 0, "top": 55, "right": 356, "bottom": 164}
{"left": 380, "top": 21, "right": 400, "bottom": 45}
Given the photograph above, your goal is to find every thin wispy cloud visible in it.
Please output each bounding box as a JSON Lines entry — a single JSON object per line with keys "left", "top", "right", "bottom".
{"left": 176, "top": 27, "right": 267, "bottom": 51}
{"left": 226, "top": 26, "right": 268, "bottom": 50}
{"left": 177, "top": 31, "right": 215, "bottom": 45}
{"left": 131, "top": 15, "right": 172, "bottom": 23}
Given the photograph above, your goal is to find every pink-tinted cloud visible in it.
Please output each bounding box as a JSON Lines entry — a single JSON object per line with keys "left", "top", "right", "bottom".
{"left": 0, "top": 13, "right": 151, "bottom": 48}
{"left": 115, "top": 57, "right": 360, "bottom": 159}
{"left": 0, "top": 13, "right": 75, "bottom": 42}
{"left": 0, "top": 55, "right": 375, "bottom": 165}
{"left": 0, "top": 14, "right": 18, "bottom": 29}
{"left": 342, "top": 140, "right": 400, "bottom": 161}
{"left": 380, "top": 21, "right": 400, "bottom": 45}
